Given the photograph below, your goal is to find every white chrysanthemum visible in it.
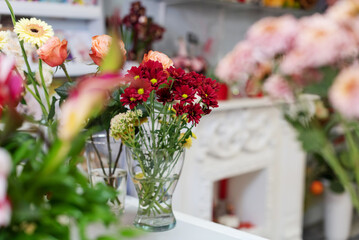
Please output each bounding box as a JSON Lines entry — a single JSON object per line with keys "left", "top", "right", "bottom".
{"left": 0, "top": 31, "right": 9, "bottom": 50}
{"left": 14, "top": 18, "right": 54, "bottom": 47}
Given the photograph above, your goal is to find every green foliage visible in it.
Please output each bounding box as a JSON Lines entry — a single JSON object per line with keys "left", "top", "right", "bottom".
{"left": 303, "top": 66, "right": 339, "bottom": 97}
{"left": 0, "top": 128, "right": 136, "bottom": 240}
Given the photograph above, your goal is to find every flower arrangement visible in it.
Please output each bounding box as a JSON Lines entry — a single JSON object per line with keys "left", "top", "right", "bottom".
{"left": 110, "top": 50, "right": 219, "bottom": 230}
{"left": 107, "top": 1, "right": 165, "bottom": 62}
{"left": 0, "top": 0, "right": 136, "bottom": 239}
{"left": 216, "top": 0, "right": 359, "bottom": 213}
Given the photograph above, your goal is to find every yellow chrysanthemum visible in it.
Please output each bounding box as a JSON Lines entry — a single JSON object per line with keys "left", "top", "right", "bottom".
{"left": 14, "top": 18, "right": 54, "bottom": 47}
{"left": 179, "top": 133, "right": 197, "bottom": 149}
{"left": 0, "top": 31, "right": 9, "bottom": 50}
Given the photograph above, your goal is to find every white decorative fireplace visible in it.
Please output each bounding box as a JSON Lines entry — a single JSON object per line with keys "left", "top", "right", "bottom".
{"left": 173, "top": 97, "right": 307, "bottom": 240}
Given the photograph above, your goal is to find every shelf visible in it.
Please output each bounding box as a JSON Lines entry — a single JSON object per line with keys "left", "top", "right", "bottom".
{"left": 30, "top": 62, "right": 98, "bottom": 78}
{"left": 0, "top": 1, "right": 102, "bottom": 20}
{"left": 153, "top": 0, "right": 319, "bottom": 15}
{"left": 54, "top": 62, "right": 98, "bottom": 77}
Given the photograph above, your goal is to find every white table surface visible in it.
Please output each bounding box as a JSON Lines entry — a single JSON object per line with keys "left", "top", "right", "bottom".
{"left": 83, "top": 197, "right": 269, "bottom": 240}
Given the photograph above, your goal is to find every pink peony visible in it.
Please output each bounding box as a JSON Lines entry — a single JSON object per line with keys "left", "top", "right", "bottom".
{"left": 215, "top": 41, "right": 265, "bottom": 84}
{"left": 246, "top": 15, "right": 298, "bottom": 58}
{"left": 263, "top": 75, "right": 294, "bottom": 102}
{"left": 281, "top": 14, "right": 357, "bottom": 75}
{"left": 329, "top": 65, "right": 359, "bottom": 118}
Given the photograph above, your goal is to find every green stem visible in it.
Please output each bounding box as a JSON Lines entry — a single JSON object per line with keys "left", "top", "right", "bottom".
{"left": 321, "top": 144, "right": 359, "bottom": 213}
{"left": 60, "top": 63, "right": 72, "bottom": 82}
{"left": 38, "top": 59, "right": 51, "bottom": 109}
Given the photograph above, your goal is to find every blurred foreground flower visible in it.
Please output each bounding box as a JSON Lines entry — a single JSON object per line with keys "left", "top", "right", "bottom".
{"left": 58, "top": 74, "right": 125, "bottom": 141}
{"left": 0, "top": 148, "right": 12, "bottom": 227}
{"left": 0, "top": 54, "right": 24, "bottom": 114}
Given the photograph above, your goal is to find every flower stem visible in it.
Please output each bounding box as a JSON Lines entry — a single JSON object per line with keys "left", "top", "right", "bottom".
{"left": 60, "top": 63, "right": 72, "bottom": 82}
{"left": 38, "top": 59, "right": 51, "bottom": 109}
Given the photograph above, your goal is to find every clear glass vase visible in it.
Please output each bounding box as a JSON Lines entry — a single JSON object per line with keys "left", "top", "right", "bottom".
{"left": 126, "top": 147, "right": 185, "bottom": 232}
{"left": 85, "top": 132, "right": 127, "bottom": 214}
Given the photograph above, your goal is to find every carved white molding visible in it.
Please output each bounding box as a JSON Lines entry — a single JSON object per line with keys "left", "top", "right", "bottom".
{"left": 173, "top": 98, "right": 306, "bottom": 240}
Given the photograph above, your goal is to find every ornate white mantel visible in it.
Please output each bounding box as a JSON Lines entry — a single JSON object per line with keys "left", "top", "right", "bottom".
{"left": 173, "top": 97, "right": 307, "bottom": 240}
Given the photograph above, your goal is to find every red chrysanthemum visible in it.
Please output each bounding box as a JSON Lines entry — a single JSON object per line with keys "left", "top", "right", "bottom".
{"left": 173, "top": 85, "right": 195, "bottom": 103}
{"left": 185, "top": 103, "right": 204, "bottom": 125}
{"left": 121, "top": 87, "right": 142, "bottom": 109}
{"left": 156, "top": 87, "right": 174, "bottom": 104}
{"left": 121, "top": 78, "right": 151, "bottom": 108}
{"left": 140, "top": 60, "right": 168, "bottom": 89}
{"left": 173, "top": 102, "right": 187, "bottom": 116}
{"left": 198, "top": 85, "right": 219, "bottom": 108}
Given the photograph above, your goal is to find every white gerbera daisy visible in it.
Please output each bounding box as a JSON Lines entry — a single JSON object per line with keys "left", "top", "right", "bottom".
{"left": 14, "top": 18, "right": 54, "bottom": 47}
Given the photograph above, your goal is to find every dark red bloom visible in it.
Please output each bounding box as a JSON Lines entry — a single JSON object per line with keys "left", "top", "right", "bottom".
{"left": 126, "top": 60, "right": 167, "bottom": 90}
{"left": 198, "top": 85, "right": 218, "bottom": 108}
{"left": 121, "top": 78, "right": 151, "bottom": 108}
{"left": 173, "top": 85, "right": 195, "bottom": 103}
{"left": 168, "top": 66, "right": 186, "bottom": 80}
{"left": 185, "top": 103, "right": 204, "bottom": 125}
{"left": 173, "top": 102, "right": 187, "bottom": 116}
{"left": 156, "top": 87, "right": 173, "bottom": 104}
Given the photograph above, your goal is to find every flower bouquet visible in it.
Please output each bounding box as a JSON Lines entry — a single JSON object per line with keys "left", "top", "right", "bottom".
{"left": 0, "top": 1, "right": 136, "bottom": 239}
{"left": 109, "top": 50, "right": 220, "bottom": 231}
{"left": 107, "top": 1, "right": 165, "bottom": 62}
{"left": 216, "top": 0, "right": 359, "bottom": 214}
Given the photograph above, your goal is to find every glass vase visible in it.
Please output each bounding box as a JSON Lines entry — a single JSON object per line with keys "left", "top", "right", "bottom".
{"left": 126, "top": 147, "right": 185, "bottom": 232}
{"left": 85, "top": 132, "right": 127, "bottom": 214}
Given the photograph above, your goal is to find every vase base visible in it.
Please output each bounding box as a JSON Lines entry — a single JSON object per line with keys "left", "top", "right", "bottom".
{"left": 134, "top": 220, "right": 176, "bottom": 232}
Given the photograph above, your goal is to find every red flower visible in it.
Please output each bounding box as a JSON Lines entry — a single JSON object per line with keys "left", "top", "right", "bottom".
{"left": 168, "top": 66, "right": 186, "bottom": 80}
{"left": 156, "top": 87, "right": 173, "bottom": 104}
{"left": 121, "top": 78, "right": 151, "bottom": 109}
{"left": 173, "top": 85, "right": 195, "bottom": 103}
{"left": 173, "top": 102, "right": 187, "bottom": 116}
{"left": 125, "top": 60, "right": 167, "bottom": 90}
{"left": 198, "top": 85, "right": 219, "bottom": 108}
{"left": 185, "top": 103, "right": 204, "bottom": 125}
{"left": 121, "top": 88, "right": 142, "bottom": 109}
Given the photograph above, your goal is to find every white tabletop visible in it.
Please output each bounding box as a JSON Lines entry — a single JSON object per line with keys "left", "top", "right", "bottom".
{"left": 118, "top": 197, "right": 268, "bottom": 240}
{"left": 78, "top": 197, "right": 268, "bottom": 240}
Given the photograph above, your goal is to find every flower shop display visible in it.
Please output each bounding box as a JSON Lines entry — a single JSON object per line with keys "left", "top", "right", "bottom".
{"left": 109, "top": 51, "right": 220, "bottom": 231}
{"left": 107, "top": 1, "right": 165, "bottom": 62}
{"left": 216, "top": 0, "right": 359, "bottom": 218}
{"left": 0, "top": 1, "right": 138, "bottom": 238}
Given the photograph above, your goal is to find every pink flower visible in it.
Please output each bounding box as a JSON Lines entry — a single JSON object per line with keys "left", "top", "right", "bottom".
{"left": 0, "top": 198, "right": 11, "bottom": 227}
{"left": 37, "top": 37, "right": 68, "bottom": 67}
{"left": 246, "top": 15, "right": 298, "bottom": 58}
{"left": 329, "top": 65, "right": 359, "bottom": 118}
{"left": 0, "top": 55, "right": 24, "bottom": 112}
{"left": 263, "top": 75, "right": 294, "bottom": 102}
{"left": 142, "top": 50, "right": 174, "bottom": 69}
{"left": 326, "top": 0, "right": 359, "bottom": 46}
{"left": 215, "top": 42, "right": 264, "bottom": 84}
{"left": 0, "top": 148, "right": 12, "bottom": 227}
{"left": 89, "top": 35, "right": 126, "bottom": 66}
{"left": 281, "top": 14, "right": 357, "bottom": 74}
{"left": 58, "top": 73, "right": 125, "bottom": 141}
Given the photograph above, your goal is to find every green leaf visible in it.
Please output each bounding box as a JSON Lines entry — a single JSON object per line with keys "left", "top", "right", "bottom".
{"left": 303, "top": 66, "right": 339, "bottom": 97}
{"left": 54, "top": 82, "right": 76, "bottom": 100}
{"left": 330, "top": 179, "right": 345, "bottom": 193}
{"left": 297, "top": 128, "right": 326, "bottom": 153}
{"left": 48, "top": 97, "right": 57, "bottom": 122}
